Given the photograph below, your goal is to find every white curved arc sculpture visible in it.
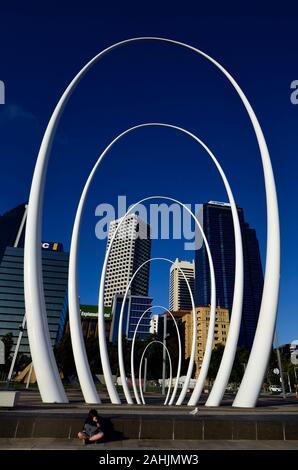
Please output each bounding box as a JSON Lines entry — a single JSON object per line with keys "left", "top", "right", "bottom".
{"left": 72, "top": 123, "right": 241, "bottom": 406}
{"left": 69, "top": 116, "right": 224, "bottom": 405}
{"left": 138, "top": 340, "right": 173, "bottom": 405}
{"left": 24, "top": 36, "right": 279, "bottom": 407}
{"left": 68, "top": 181, "right": 101, "bottom": 404}
{"left": 129, "top": 304, "right": 182, "bottom": 406}
{"left": 100, "top": 197, "right": 203, "bottom": 406}
{"left": 118, "top": 259, "right": 193, "bottom": 405}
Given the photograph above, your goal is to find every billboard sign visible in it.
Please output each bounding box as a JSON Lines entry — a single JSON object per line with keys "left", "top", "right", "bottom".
{"left": 41, "top": 242, "right": 63, "bottom": 252}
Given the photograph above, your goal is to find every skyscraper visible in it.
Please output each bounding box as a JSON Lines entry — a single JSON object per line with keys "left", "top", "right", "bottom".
{"left": 0, "top": 203, "right": 69, "bottom": 356}
{"left": 195, "top": 201, "right": 264, "bottom": 350}
{"left": 169, "top": 259, "right": 195, "bottom": 312}
{"left": 109, "top": 294, "right": 153, "bottom": 343}
{"left": 0, "top": 243, "right": 69, "bottom": 355}
{"left": 150, "top": 314, "right": 159, "bottom": 335}
{"left": 104, "top": 214, "right": 151, "bottom": 307}
{"left": 0, "top": 203, "right": 27, "bottom": 263}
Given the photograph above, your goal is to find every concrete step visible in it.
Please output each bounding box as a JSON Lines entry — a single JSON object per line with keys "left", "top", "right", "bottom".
{"left": 0, "top": 414, "right": 297, "bottom": 440}
{"left": 0, "top": 438, "right": 297, "bottom": 450}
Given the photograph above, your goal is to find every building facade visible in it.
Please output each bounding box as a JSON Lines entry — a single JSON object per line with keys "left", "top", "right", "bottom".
{"left": 0, "top": 203, "right": 27, "bottom": 263}
{"left": 0, "top": 244, "right": 69, "bottom": 355}
{"left": 195, "top": 201, "right": 264, "bottom": 350}
{"left": 150, "top": 314, "right": 159, "bottom": 335}
{"left": 169, "top": 258, "right": 195, "bottom": 312}
{"left": 104, "top": 215, "right": 151, "bottom": 307}
{"left": 182, "top": 305, "right": 230, "bottom": 378}
{"left": 109, "top": 294, "right": 153, "bottom": 343}
{"left": 65, "top": 304, "right": 112, "bottom": 340}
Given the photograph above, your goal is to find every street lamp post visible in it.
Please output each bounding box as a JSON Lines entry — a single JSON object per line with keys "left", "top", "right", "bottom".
{"left": 143, "top": 357, "right": 148, "bottom": 393}
{"left": 6, "top": 316, "right": 26, "bottom": 385}
{"left": 275, "top": 332, "right": 286, "bottom": 399}
{"left": 162, "top": 315, "right": 167, "bottom": 396}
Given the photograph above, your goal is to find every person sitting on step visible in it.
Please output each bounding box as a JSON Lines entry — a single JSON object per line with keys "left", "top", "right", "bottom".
{"left": 78, "top": 409, "right": 104, "bottom": 445}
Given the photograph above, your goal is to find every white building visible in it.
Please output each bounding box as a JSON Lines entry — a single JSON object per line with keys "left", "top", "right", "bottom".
{"left": 169, "top": 258, "right": 195, "bottom": 311}
{"left": 104, "top": 214, "right": 151, "bottom": 307}
{"left": 150, "top": 314, "right": 159, "bottom": 335}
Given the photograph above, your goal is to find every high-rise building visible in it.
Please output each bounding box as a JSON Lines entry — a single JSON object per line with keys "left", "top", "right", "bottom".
{"left": 195, "top": 201, "right": 264, "bottom": 350}
{"left": 104, "top": 214, "right": 151, "bottom": 307}
{"left": 0, "top": 203, "right": 27, "bottom": 263}
{"left": 0, "top": 203, "right": 70, "bottom": 358}
{"left": 0, "top": 243, "right": 69, "bottom": 355}
{"left": 182, "top": 305, "right": 230, "bottom": 378}
{"left": 109, "top": 294, "right": 153, "bottom": 343}
{"left": 150, "top": 314, "right": 159, "bottom": 335}
{"left": 169, "top": 259, "right": 195, "bottom": 312}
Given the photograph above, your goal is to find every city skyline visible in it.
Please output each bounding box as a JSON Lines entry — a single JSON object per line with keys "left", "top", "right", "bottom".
{"left": 0, "top": 195, "right": 293, "bottom": 346}
{"left": 0, "top": 14, "right": 296, "bottom": 346}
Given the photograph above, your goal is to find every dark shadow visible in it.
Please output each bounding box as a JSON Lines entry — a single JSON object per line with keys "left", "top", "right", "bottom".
{"left": 99, "top": 416, "right": 127, "bottom": 442}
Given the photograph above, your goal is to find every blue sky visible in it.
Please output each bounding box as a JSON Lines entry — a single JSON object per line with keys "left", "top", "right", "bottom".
{"left": 0, "top": 9, "right": 297, "bottom": 344}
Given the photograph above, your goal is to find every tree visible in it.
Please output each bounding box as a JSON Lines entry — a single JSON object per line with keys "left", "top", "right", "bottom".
{"left": 230, "top": 347, "right": 250, "bottom": 383}
{"left": 207, "top": 344, "right": 250, "bottom": 385}
{"left": 85, "top": 336, "right": 103, "bottom": 374}
{"left": 208, "top": 344, "right": 225, "bottom": 382}
{"left": 15, "top": 354, "right": 31, "bottom": 373}
{"left": 54, "top": 333, "right": 76, "bottom": 378}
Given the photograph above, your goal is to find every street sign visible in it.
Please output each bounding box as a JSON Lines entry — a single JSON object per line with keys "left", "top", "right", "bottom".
{"left": 273, "top": 368, "right": 279, "bottom": 375}
{"left": 0, "top": 340, "right": 5, "bottom": 365}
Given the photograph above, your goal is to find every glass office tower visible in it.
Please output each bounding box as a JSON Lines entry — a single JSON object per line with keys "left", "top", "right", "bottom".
{"left": 0, "top": 203, "right": 27, "bottom": 263}
{"left": 110, "top": 294, "right": 153, "bottom": 343}
{"left": 0, "top": 244, "right": 69, "bottom": 355}
{"left": 195, "top": 201, "right": 264, "bottom": 350}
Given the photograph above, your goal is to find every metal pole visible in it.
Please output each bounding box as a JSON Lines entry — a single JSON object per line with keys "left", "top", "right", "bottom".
{"left": 143, "top": 357, "right": 147, "bottom": 393}
{"left": 162, "top": 314, "right": 167, "bottom": 395}
{"left": 6, "top": 206, "right": 29, "bottom": 387}
{"left": 274, "top": 332, "right": 286, "bottom": 398}
{"left": 13, "top": 205, "right": 27, "bottom": 247}
{"left": 294, "top": 368, "right": 298, "bottom": 399}
{"left": 287, "top": 372, "right": 292, "bottom": 393}
{"left": 26, "top": 363, "right": 33, "bottom": 389}
{"left": 7, "top": 316, "right": 26, "bottom": 384}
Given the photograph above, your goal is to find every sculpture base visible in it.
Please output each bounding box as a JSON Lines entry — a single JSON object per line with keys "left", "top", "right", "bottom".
{"left": 0, "top": 391, "right": 20, "bottom": 408}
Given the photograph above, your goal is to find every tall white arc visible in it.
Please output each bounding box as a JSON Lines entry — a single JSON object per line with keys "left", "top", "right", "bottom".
{"left": 24, "top": 37, "right": 279, "bottom": 407}
{"left": 72, "top": 124, "right": 241, "bottom": 406}
{"left": 115, "top": 258, "right": 194, "bottom": 405}
{"left": 130, "top": 305, "right": 182, "bottom": 406}
{"left": 138, "top": 340, "right": 173, "bottom": 406}
{"left": 68, "top": 183, "right": 101, "bottom": 403}
{"left": 98, "top": 197, "right": 203, "bottom": 405}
